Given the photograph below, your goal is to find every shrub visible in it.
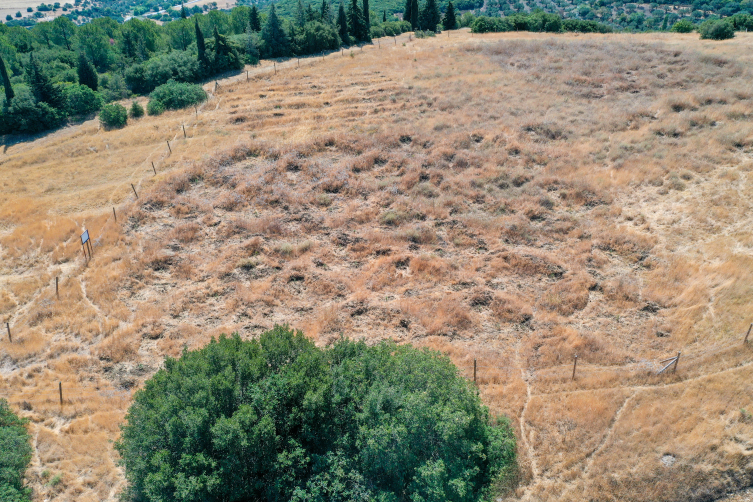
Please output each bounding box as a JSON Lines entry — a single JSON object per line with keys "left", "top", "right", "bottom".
{"left": 116, "top": 326, "right": 516, "bottom": 502}
{"left": 64, "top": 83, "right": 102, "bottom": 117}
{"left": 129, "top": 100, "right": 144, "bottom": 118}
{"left": 148, "top": 80, "right": 206, "bottom": 113}
{"left": 0, "top": 85, "right": 63, "bottom": 135}
{"left": 99, "top": 103, "right": 127, "bottom": 130}
{"left": 699, "top": 19, "right": 735, "bottom": 39}
{"left": 146, "top": 99, "right": 165, "bottom": 116}
{"left": 671, "top": 19, "right": 695, "bottom": 32}
{"left": 370, "top": 25, "right": 386, "bottom": 38}
{"left": 0, "top": 399, "right": 32, "bottom": 502}
{"left": 124, "top": 50, "right": 200, "bottom": 95}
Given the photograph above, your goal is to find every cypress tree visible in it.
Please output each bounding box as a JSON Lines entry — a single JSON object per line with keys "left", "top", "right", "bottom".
{"left": 195, "top": 18, "right": 210, "bottom": 74}
{"left": 410, "top": 0, "right": 418, "bottom": 29}
{"left": 404, "top": 0, "right": 412, "bottom": 26}
{"left": 28, "top": 52, "right": 64, "bottom": 109}
{"left": 442, "top": 0, "right": 456, "bottom": 29}
{"left": 296, "top": 0, "right": 306, "bottom": 27}
{"left": 250, "top": 5, "right": 261, "bottom": 31}
{"left": 0, "top": 54, "right": 13, "bottom": 104}
{"left": 348, "top": 0, "right": 365, "bottom": 40}
{"left": 181, "top": 3, "right": 187, "bottom": 19}
{"left": 363, "top": 0, "right": 369, "bottom": 27}
{"left": 321, "top": 0, "right": 331, "bottom": 23}
{"left": 77, "top": 52, "right": 98, "bottom": 91}
{"left": 383, "top": 9, "right": 387, "bottom": 22}
{"left": 337, "top": 3, "right": 350, "bottom": 44}
{"left": 261, "top": 5, "right": 290, "bottom": 57}
{"left": 420, "top": 0, "right": 440, "bottom": 31}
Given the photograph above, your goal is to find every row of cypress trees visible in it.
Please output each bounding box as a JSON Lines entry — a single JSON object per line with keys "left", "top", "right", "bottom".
{"left": 404, "top": 0, "right": 455, "bottom": 31}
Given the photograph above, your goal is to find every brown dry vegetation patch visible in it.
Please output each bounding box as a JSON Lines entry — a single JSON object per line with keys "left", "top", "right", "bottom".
{"left": 1, "top": 31, "right": 753, "bottom": 501}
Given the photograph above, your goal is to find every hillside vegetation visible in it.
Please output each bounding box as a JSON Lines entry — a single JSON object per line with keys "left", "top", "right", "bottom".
{"left": 0, "top": 30, "right": 753, "bottom": 501}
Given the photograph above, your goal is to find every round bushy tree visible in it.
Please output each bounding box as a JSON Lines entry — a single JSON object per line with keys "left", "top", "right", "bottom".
{"left": 116, "top": 326, "right": 516, "bottom": 502}
{"left": 65, "top": 84, "right": 102, "bottom": 117}
{"left": 148, "top": 80, "right": 206, "bottom": 112}
{"left": 0, "top": 399, "right": 32, "bottom": 502}
{"left": 129, "top": 101, "right": 144, "bottom": 118}
{"left": 670, "top": 19, "right": 695, "bottom": 32}
{"left": 99, "top": 103, "right": 127, "bottom": 129}
{"left": 699, "top": 19, "right": 735, "bottom": 39}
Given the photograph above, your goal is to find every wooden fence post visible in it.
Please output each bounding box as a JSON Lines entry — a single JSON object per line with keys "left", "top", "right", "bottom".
{"left": 131, "top": 183, "right": 139, "bottom": 199}
{"left": 672, "top": 352, "right": 681, "bottom": 373}
{"left": 745, "top": 323, "right": 752, "bottom": 344}
{"left": 274, "top": 62, "right": 276, "bottom": 74}
{"left": 166, "top": 140, "right": 172, "bottom": 154}
{"left": 152, "top": 161, "right": 157, "bottom": 175}
{"left": 59, "top": 382, "right": 63, "bottom": 406}
{"left": 182, "top": 124, "right": 186, "bottom": 138}
{"left": 246, "top": 70, "right": 249, "bottom": 81}
{"left": 55, "top": 276, "right": 59, "bottom": 299}
{"left": 473, "top": 358, "right": 477, "bottom": 384}
{"left": 5, "top": 323, "right": 10, "bottom": 343}
{"left": 572, "top": 354, "right": 578, "bottom": 380}
{"left": 113, "top": 207, "right": 117, "bottom": 222}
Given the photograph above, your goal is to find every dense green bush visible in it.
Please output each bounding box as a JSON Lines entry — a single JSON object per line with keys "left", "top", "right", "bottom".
{"left": 99, "top": 102, "right": 127, "bottom": 129}
{"left": 116, "top": 326, "right": 516, "bottom": 502}
{"left": 146, "top": 99, "right": 165, "bottom": 116}
{"left": 699, "top": 19, "right": 735, "bottom": 39}
{"left": 129, "top": 100, "right": 144, "bottom": 118}
{"left": 148, "top": 80, "right": 207, "bottom": 112}
{"left": 671, "top": 19, "right": 695, "bottom": 32}
{"left": 561, "top": 18, "right": 613, "bottom": 32}
{"left": 292, "top": 21, "right": 341, "bottom": 56}
{"left": 0, "top": 85, "right": 63, "bottom": 134}
{"left": 0, "top": 399, "right": 32, "bottom": 502}
{"left": 124, "top": 50, "right": 200, "bottom": 95}
{"left": 64, "top": 83, "right": 102, "bottom": 116}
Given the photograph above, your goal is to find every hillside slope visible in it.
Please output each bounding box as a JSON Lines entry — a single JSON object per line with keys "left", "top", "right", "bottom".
{"left": 1, "top": 30, "right": 753, "bottom": 501}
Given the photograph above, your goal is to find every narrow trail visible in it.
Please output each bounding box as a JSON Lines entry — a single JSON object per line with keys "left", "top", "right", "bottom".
{"left": 516, "top": 338, "right": 539, "bottom": 498}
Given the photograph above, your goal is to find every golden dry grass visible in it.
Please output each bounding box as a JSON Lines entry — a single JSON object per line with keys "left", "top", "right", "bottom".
{"left": 2, "top": 29, "right": 753, "bottom": 501}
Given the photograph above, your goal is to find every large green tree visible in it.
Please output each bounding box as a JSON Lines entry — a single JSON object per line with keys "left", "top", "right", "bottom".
{"left": 0, "top": 54, "right": 14, "bottom": 104}
{"left": 77, "top": 52, "right": 98, "bottom": 91}
{"left": 195, "top": 18, "right": 211, "bottom": 75}
{"left": 75, "top": 23, "right": 112, "bottom": 71}
{"left": 404, "top": 0, "right": 413, "bottom": 27}
{"left": 249, "top": 5, "right": 262, "bottom": 31}
{"left": 0, "top": 399, "right": 32, "bottom": 502}
{"left": 337, "top": 3, "right": 351, "bottom": 44}
{"left": 116, "top": 327, "right": 516, "bottom": 502}
{"left": 51, "top": 16, "right": 76, "bottom": 50}
{"left": 410, "top": 0, "right": 419, "bottom": 29}
{"left": 420, "top": 0, "right": 440, "bottom": 31}
{"left": 261, "top": 5, "right": 291, "bottom": 57}
{"left": 348, "top": 0, "right": 369, "bottom": 41}
{"left": 442, "top": 0, "right": 457, "bottom": 30}
{"left": 28, "top": 52, "right": 65, "bottom": 109}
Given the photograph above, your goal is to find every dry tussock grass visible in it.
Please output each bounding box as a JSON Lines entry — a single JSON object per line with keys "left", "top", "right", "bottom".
{"left": 2, "top": 30, "right": 753, "bottom": 502}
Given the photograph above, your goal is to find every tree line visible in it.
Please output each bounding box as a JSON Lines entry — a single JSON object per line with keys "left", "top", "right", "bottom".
{"left": 0, "top": 3, "right": 412, "bottom": 135}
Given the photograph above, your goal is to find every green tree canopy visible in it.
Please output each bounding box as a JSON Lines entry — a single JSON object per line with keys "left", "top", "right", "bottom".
{"left": 116, "top": 326, "right": 516, "bottom": 502}
{"left": 261, "top": 5, "right": 291, "bottom": 57}
{"left": 442, "top": 0, "right": 457, "bottom": 29}
{"left": 0, "top": 54, "right": 14, "bottom": 104}
{"left": 76, "top": 52, "right": 98, "bottom": 91}
{"left": 338, "top": 3, "right": 351, "bottom": 44}
{"left": 249, "top": 5, "right": 262, "bottom": 32}
{"left": 0, "top": 399, "right": 32, "bottom": 502}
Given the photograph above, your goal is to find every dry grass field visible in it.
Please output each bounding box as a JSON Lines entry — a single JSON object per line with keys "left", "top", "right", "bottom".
{"left": 2, "top": 29, "right": 753, "bottom": 501}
